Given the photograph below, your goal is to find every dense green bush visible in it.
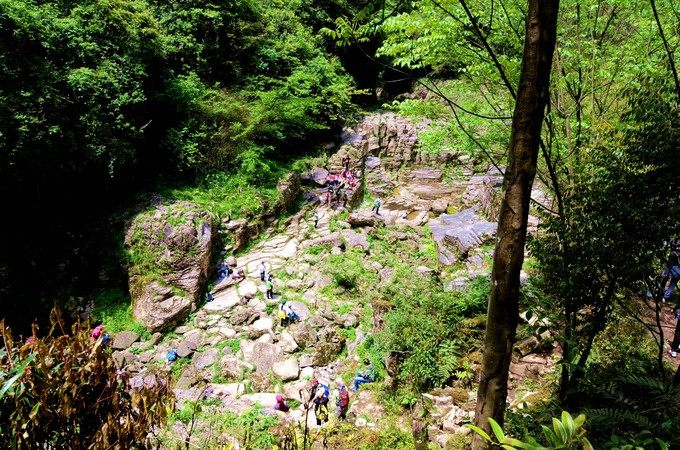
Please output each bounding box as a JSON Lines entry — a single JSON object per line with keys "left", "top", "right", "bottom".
{"left": 377, "top": 266, "right": 489, "bottom": 390}
{"left": 0, "top": 309, "right": 173, "bottom": 448}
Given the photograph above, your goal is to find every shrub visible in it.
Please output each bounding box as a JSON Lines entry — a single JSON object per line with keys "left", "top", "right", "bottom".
{"left": 0, "top": 309, "right": 173, "bottom": 448}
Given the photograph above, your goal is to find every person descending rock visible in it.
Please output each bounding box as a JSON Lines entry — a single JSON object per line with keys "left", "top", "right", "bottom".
{"left": 217, "top": 261, "right": 230, "bottom": 280}
{"left": 313, "top": 389, "right": 329, "bottom": 426}
{"left": 352, "top": 359, "right": 376, "bottom": 392}
{"left": 313, "top": 210, "right": 320, "bottom": 228}
{"left": 371, "top": 198, "right": 382, "bottom": 215}
{"left": 284, "top": 302, "right": 300, "bottom": 323}
{"left": 671, "top": 307, "right": 680, "bottom": 358}
{"left": 266, "top": 275, "right": 274, "bottom": 300}
{"left": 91, "top": 325, "right": 110, "bottom": 347}
{"left": 274, "top": 394, "right": 290, "bottom": 412}
{"left": 166, "top": 347, "right": 178, "bottom": 364}
{"left": 326, "top": 185, "right": 333, "bottom": 205}
{"left": 259, "top": 261, "right": 267, "bottom": 282}
{"left": 662, "top": 252, "right": 680, "bottom": 302}
{"left": 231, "top": 267, "right": 245, "bottom": 282}
{"left": 342, "top": 188, "right": 350, "bottom": 208}
{"left": 335, "top": 378, "right": 350, "bottom": 421}
{"left": 278, "top": 301, "right": 288, "bottom": 327}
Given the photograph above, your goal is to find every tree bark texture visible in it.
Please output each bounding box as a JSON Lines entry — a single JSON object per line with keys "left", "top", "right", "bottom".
{"left": 471, "top": 1, "right": 560, "bottom": 448}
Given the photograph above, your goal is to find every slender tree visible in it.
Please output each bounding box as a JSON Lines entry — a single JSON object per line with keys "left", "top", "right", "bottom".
{"left": 471, "top": 0, "right": 560, "bottom": 447}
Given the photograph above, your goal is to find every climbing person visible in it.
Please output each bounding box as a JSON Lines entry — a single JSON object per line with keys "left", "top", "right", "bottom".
{"left": 342, "top": 155, "right": 350, "bottom": 170}
{"left": 217, "top": 261, "right": 230, "bottom": 280}
{"left": 662, "top": 253, "right": 680, "bottom": 302}
{"left": 352, "top": 359, "right": 376, "bottom": 392}
{"left": 313, "top": 389, "right": 329, "bottom": 426}
{"left": 326, "top": 185, "right": 333, "bottom": 205}
{"left": 670, "top": 308, "right": 680, "bottom": 357}
{"left": 371, "top": 198, "right": 382, "bottom": 215}
{"left": 313, "top": 210, "right": 320, "bottom": 228}
{"left": 278, "top": 301, "right": 288, "bottom": 327}
{"left": 166, "top": 347, "right": 178, "bottom": 364}
{"left": 91, "top": 325, "right": 104, "bottom": 341}
{"left": 231, "top": 267, "right": 245, "bottom": 282}
{"left": 284, "top": 302, "right": 301, "bottom": 323}
{"left": 335, "top": 378, "right": 350, "bottom": 421}
{"left": 274, "top": 394, "right": 290, "bottom": 412}
{"left": 342, "top": 189, "right": 349, "bottom": 208}
{"left": 259, "top": 261, "right": 267, "bottom": 282}
{"left": 266, "top": 275, "right": 274, "bottom": 300}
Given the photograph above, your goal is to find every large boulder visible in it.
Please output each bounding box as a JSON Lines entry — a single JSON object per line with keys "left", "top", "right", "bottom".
{"left": 428, "top": 207, "right": 497, "bottom": 265}
{"left": 313, "top": 328, "right": 345, "bottom": 366}
{"left": 272, "top": 358, "right": 300, "bottom": 381}
{"left": 126, "top": 202, "right": 216, "bottom": 332}
{"left": 347, "top": 211, "right": 384, "bottom": 228}
{"left": 461, "top": 169, "right": 504, "bottom": 220}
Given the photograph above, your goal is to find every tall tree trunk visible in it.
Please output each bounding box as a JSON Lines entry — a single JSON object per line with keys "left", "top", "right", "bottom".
{"left": 471, "top": 0, "right": 560, "bottom": 448}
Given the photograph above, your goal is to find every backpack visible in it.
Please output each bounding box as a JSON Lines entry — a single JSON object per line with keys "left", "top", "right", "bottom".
{"left": 101, "top": 332, "right": 111, "bottom": 346}
{"left": 277, "top": 310, "right": 286, "bottom": 320}
{"left": 166, "top": 348, "right": 178, "bottom": 362}
{"left": 338, "top": 386, "right": 349, "bottom": 408}
{"left": 316, "top": 403, "right": 328, "bottom": 421}
{"left": 320, "top": 383, "right": 330, "bottom": 398}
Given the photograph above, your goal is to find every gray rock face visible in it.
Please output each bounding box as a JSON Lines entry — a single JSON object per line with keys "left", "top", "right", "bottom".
{"left": 341, "top": 229, "right": 370, "bottom": 251}
{"left": 428, "top": 207, "right": 497, "bottom": 265}
{"left": 126, "top": 201, "right": 216, "bottom": 332}
{"left": 111, "top": 331, "right": 140, "bottom": 350}
{"left": 461, "top": 169, "right": 504, "bottom": 220}
{"left": 242, "top": 341, "right": 284, "bottom": 374}
{"left": 272, "top": 358, "right": 300, "bottom": 381}
{"left": 194, "top": 348, "right": 219, "bottom": 370}
{"left": 347, "top": 211, "right": 384, "bottom": 228}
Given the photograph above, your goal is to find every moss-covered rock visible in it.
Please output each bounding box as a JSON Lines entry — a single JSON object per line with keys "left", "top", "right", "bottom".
{"left": 125, "top": 201, "right": 216, "bottom": 332}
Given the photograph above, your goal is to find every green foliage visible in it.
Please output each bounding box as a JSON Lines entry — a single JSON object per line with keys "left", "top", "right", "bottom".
{"left": 377, "top": 266, "right": 488, "bottom": 390}
{"left": 91, "top": 288, "right": 150, "bottom": 338}
{"left": 0, "top": 309, "right": 173, "bottom": 448}
{"left": 326, "top": 249, "right": 375, "bottom": 290}
{"left": 469, "top": 411, "right": 594, "bottom": 450}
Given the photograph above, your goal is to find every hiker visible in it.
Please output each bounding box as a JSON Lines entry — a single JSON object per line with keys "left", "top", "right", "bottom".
{"left": 166, "top": 347, "right": 178, "bottom": 364}
{"left": 284, "top": 302, "right": 301, "bottom": 323}
{"left": 671, "top": 308, "right": 680, "bottom": 357}
{"left": 278, "top": 301, "right": 288, "bottom": 326}
{"left": 91, "top": 325, "right": 104, "bottom": 341}
{"left": 342, "top": 155, "right": 350, "bottom": 170}
{"left": 91, "top": 325, "right": 111, "bottom": 347}
{"left": 217, "top": 261, "right": 230, "bottom": 279}
{"left": 342, "top": 189, "right": 349, "bottom": 208}
{"left": 371, "top": 198, "right": 382, "bottom": 215}
{"left": 274, "top": 394, "right": 290, "bottom": 412}
{"left": 313, "top": 210, "right": 320, "bottom": 228}
{"left": 352, "top": 359, "right": 376, "bottom": 392}
{"left": 205, "top": 292, "right": 214, "bottom": 303}
{"left": 312, "top": 389, "right": 329, "bottom": 426}
{"left": 266, "top": 275, "right": 274, "bottom": 300}
{"left": 259, "top": 261, "right": 267, "bottom": 282}
{"left": 662, "top": 253, "right": 680, "bottom": 302}
{"left": 326, "top": 185, "right": 333, "bottom": 205}
{"left": 231, "top": 267, "right": 245, "bottom": 282}
{"left": 335, "top": 378, "right": 350, "bottom": 421}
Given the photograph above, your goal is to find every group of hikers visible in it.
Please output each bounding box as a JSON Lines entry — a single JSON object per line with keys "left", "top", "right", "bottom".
{"left": 324, "top": 155, "right": 358, "bottom": 208}
{"left": 272, "top": 363, "right": 375, "bottom": 426}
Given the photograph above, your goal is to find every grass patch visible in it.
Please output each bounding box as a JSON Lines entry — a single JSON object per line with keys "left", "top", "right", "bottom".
{"left": 91, "top": 288, "right": 150, "bottom": 339}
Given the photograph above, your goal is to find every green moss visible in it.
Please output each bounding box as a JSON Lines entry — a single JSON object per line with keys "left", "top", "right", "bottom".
{"left": 91, "top": 288, "right": 151, "bottom": 339}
